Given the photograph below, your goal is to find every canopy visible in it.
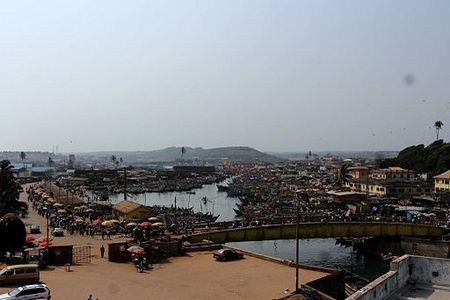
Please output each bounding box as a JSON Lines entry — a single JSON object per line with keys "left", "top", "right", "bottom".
{"left": 57, "top": 209, "right": 67, "bottom": 214}
{"left": 151, "top": 222, "right": 164, "bottom": 228}
{"left": 148, "top": 217, "right": 160, "bottom": 222}
{"left": 127, "top": 222, "right": 138, "bottom": 227}
{"left": 102, "top": 220, "right": 116, "bottom": 226}
{"left": 139, "top": 221, "right": 152, "bottom": 228}
{"left": 53, "top": 203, "right": 63, "bottom": 207}
{"left": 127, "top": 245, "right": 144, "bottom": 252}
{"left": 132, "top": 248, "right": 145, "bottom": 255}
{"left": 26, "top": 236, "right": 36, "bottom": 242}
{"left": 37, "top": 237, "right": 53, "bottom": 243}
{"left": 92, "top": 219, "right": 102, "bottom": 225}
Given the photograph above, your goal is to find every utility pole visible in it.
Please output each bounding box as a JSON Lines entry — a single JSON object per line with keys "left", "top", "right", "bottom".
{"left": 174, "top": 196, "right": 177, "bottom": 225}
{"left": 46, "top": 215, "right": 49, "bottom": 248}
{"left": 124, "top": 167, "right": 127, "bottom": 200}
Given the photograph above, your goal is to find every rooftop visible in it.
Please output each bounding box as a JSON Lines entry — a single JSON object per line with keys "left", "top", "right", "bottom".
{"left": 112, "top": 200, "right": 145, "bottom": 214}
{"left": 434, "top": 170, "right": 450, "bottom": 179}
{"left": 388, "top": 284, "right": 450, "bottom": 300}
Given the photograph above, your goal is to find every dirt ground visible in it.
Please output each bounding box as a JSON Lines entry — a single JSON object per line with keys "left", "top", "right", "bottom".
{"left": 0, "top": 186, "right": 330, "bottom": 300}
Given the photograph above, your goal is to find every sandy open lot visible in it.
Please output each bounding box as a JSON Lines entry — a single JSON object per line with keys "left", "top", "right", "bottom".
{"left": 0, "top": 186, "right": 329, "bottom": 300}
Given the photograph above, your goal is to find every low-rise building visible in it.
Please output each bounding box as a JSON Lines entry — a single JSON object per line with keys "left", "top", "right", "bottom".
{"left": 370, "top": 167, "right": 416, "bottom": 181}
{"left": 347, "top": 180, "right": 433, "bottom": 197}
{"left": 348, "top": 166, "right": 369, "bottom": 180}
{"left": 347, "top": 255, "right": 450, "bottom": 300}
{"left": 112, "top": 200, "right": 155, "bottom": 221}
{"left": 433, "top": 170, "right": 450, "bottom": 192}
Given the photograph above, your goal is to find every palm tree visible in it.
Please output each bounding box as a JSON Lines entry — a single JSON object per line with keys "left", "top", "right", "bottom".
{"left": 19, "top": 152, "right": 26, "bottom": 168}
{"left": 434, "top": 120, "right": 444, "bottom": 140}
{"left": 336, "top": 164, "right": 352, "bottom": 187}
{"left": 0, "top": 160, "right": 27, "bottom": 216}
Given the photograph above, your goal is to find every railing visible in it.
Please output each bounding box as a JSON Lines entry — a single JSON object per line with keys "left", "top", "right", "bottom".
{"left": 184, "top": 222, "right": 447, "bottom": 244}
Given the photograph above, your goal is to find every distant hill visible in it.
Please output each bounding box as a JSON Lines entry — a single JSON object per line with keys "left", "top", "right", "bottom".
{"left": 379, "top": 140, "right": 450, "bottom": 174}
{"left": 79, "top": 146, "right": 282, "bottom": 163}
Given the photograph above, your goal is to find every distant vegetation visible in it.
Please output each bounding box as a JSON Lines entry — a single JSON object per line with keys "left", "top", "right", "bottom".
{"left": 379, "top": 140, "right": 450, "bottom": 174}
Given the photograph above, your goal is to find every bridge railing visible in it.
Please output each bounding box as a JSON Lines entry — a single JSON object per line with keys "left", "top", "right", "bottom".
{"left": 184, "top": 222, "right": 447, "bottom": 244}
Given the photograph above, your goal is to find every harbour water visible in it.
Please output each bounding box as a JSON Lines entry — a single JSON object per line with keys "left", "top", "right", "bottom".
{"left": 228, "top": 239, "right": 390, "bottom": 281}
{"left": 110, "top": 182, "right": 389, "bottom": 281}
{"left": 109, "top": 180, "right": 240, "bottom": 222}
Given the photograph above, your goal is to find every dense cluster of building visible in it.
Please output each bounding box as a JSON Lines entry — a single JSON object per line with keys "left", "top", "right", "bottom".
{"left": 221, "top": 158, "right": 450, "bottom": 227}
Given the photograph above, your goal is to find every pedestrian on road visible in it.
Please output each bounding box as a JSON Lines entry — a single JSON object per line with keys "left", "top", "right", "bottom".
{"left": 88, "top": 295, "right": 93, "bottom": 300}
{"left": 100, "top": 245, "right": 105, "bottom": 258}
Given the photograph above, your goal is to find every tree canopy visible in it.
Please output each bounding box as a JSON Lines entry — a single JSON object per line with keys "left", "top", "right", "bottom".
{"left": 379, "top": 140, "right": 450, "bottom": 174}
{"left": 0, "top": 160, "right": 27, "bottom": 216}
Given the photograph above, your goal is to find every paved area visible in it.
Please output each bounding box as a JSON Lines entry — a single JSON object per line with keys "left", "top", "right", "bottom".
{"left": 388, "top": 284, "right": 450, "bottom": 300}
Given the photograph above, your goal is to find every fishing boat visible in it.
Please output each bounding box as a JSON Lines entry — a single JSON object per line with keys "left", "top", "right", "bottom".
{"left": 216, "top": 185, "right": 229, "bottom": 192}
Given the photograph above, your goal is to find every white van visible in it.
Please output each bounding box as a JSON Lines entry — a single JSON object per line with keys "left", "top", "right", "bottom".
{"left": 0, "top": 264, "right": 40, "bottom": 284}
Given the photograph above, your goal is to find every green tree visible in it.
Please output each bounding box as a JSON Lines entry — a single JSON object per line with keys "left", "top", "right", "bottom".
{"left": 434, "top": 120, "right": 444, "bottom": 140}
{"left": 0, "top": 160, "right": 27, "bottom": 216}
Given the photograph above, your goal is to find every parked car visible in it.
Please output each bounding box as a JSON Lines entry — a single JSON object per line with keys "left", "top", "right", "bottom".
{"left": 0, "top": 284, "right": 50, "bottom": 300}
{"left": 213, "top": 249, "right": 244, "bottom": 261}
{"left": 51, "top": 228, "right": 64, "bottom": 237}
{"left": 30, "top": 225, "right": 40, "bottom": 234}
{"left": 0, "top": 264, "right": 40, "bottom": 284}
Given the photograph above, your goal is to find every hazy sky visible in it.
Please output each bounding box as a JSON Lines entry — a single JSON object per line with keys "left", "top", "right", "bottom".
{"left": 1, "top": 1, "right": 450, "bottom": 152}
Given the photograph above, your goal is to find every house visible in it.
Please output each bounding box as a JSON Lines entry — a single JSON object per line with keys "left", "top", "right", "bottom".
{"left": 370, "top": 167, "right": 415, "bottom": 181}
{"left": 433, "top": 170, "right": 450, "bottom": 192}
{"left": 112, "top": 200, "right": 155, "bottom": 221}
{"left": 348, "top": 166, "right": 369, "bottom": 180}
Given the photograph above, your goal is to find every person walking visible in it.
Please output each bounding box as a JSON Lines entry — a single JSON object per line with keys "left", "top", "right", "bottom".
{"left": 88, "top": 295, "right": 93, "bottom": 300}
{"left": 100, "top": 245, "right": 105, "bottom": 259}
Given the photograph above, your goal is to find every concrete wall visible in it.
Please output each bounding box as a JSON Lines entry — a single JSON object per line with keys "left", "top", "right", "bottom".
{"left": 409, "top": 256, "right": 450, "bottom": 286}
{"left": 346, "top": 256, "right": 410, "bottom": 300}
{"left": 401, "top": 237, "right": 450, "bottom": 258}
{"left": 347, "top": 255, "right": 450, "bottom": 300}
{"left": 306, "top": 271, "right": 346, "bottom": 300}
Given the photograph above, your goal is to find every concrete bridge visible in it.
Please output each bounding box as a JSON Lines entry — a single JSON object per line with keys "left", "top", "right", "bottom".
{"left": 184, "top": 222, "right": 447, "bottom": 244}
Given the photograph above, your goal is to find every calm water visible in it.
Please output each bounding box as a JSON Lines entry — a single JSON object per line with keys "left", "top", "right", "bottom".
{"left": 109, "top": 180, "right": 240, "bottom": 222}
{"left": 110, "top": 182, "right": 388, "bottom": 281}
{"left": 228, "top": 239, "right": 390, "bottom": 281}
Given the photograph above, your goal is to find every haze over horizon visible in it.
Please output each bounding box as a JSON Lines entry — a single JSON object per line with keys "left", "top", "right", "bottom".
{"left": 1, "top": 1, "right": 450, "bottom": 153}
